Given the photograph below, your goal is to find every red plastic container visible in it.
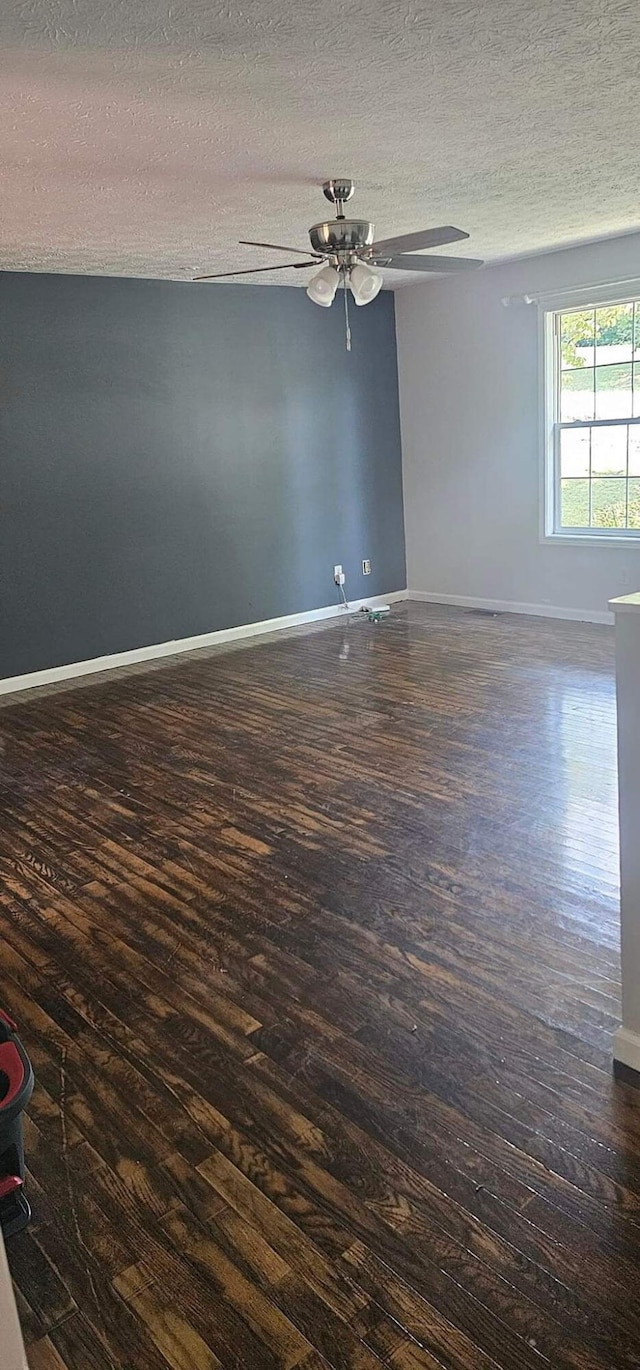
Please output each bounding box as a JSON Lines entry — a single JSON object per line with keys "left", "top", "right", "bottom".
{"left": 0, "top": 1011, "right": 34, "bottom": 1237}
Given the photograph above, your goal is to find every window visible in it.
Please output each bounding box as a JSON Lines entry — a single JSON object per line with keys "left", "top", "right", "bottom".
{"left": 543, "top": 296, "right": 640, "bottom": 541}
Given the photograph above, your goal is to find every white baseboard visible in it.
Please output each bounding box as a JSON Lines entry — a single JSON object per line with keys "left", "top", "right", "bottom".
{"left": 407, "top": 589, "right": 614, "bottom": 626}
{"left": 614, "top": 1026, "right": 640, "bottom": 1074}
{"left": 0, "top": 590, "right": 408, "bottom": 698}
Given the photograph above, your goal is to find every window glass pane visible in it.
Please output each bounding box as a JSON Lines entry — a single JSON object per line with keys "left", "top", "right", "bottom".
{"left": 552, "top": 303, "right": 640, "bottom": 536}
{"left": 595, "top": 303, "right": 633, "bottom": 363}
{"left": 591, "top": 424, "right": 627, "bottom": 476}
{"left": 594, "top": 363, "right": 633, "bottom": 420}
{"left": 559, "top": 427, "right": 590, "bottom": 477}
{"left": 561, "top": 368, "right": 594, "bottom": 421}
{"left": 629, "top": 428, "right": 640, "bottom": 476}
{"left": 590, "top": 478, "right": 628, "bottom": 527}
{"left": 560, "top": 310, "right": 594, "bottom": 369}
{"left": 628, "top": 478, "right": 640, "bottom": 527}
{"left": 560, "top": 478, "right": 590, "bottom": 527}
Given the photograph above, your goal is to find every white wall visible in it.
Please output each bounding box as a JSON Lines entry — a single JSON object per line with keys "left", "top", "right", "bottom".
{"left": 396, "top": 231, "right": 640, "bottom": 619}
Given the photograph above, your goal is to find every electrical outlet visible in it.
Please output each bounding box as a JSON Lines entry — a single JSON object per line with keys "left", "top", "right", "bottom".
{"left": 362, "top": 559, "right": 372, "bottom": 575}
{"left": 334, "top": 565, "right": 342, "bottom": 579}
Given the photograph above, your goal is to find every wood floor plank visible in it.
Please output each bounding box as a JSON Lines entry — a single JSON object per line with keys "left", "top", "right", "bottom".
{"left": 25, "top": 1336, "right": 70, "bottom": 1370}
{"left": 126, "top": 1284, "right": 224, "bottom": 1370}
{"left": 0, "top": 603, "right": 638, "bottom": 1369}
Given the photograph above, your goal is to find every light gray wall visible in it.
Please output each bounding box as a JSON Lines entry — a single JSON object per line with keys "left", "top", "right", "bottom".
{"left": 396, "top": 231, "right": 640, "bottom": 618}
{"left": 0, "top": 273, "right": 405, "bottom": 679}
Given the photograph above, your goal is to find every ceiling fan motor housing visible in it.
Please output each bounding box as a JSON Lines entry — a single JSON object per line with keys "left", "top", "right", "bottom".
{"left": 309, "top": 219, "right": 375, "bottom": 256}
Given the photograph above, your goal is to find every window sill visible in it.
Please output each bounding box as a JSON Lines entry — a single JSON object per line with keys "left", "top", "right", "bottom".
{"left": 541, "top": 531, "right": 640, "bottom": 548}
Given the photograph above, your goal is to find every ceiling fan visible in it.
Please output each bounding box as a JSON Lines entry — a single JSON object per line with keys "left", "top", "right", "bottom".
{"left": 194, "top": 179, "right": 483, "bottom": 347}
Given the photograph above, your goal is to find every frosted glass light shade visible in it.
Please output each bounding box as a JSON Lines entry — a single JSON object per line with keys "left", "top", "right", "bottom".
{"left": 349, "top": 262, "right": 383, "bottom": 305}
{"left": 306, "top": 265, "right": 340, "bottom": 306}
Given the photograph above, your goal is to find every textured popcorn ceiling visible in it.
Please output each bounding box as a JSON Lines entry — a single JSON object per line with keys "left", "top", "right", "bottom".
{"left": 2, "top": 1, "right": 640, "bottom": 286}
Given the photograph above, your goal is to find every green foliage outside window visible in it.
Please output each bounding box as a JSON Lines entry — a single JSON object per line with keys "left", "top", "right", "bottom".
{"left": 561, "top": 304, "right": 635, "bottom": 368}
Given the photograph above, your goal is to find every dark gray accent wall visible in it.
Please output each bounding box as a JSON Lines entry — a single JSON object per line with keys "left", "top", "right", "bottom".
{"left": 0, "top": 273, "right": 405, "bottom": 679}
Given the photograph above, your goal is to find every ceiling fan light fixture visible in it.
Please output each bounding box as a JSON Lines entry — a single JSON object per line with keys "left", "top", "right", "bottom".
{"left": 349, "top": 262, "right": 383, "bottom": 306}
{"left": 306, "top": 265, "right": 340, "bottom": 307}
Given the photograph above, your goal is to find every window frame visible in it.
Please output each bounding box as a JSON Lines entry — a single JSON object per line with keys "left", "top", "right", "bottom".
{"left": 541, "top": 285, "right": 640, "bottom": 547}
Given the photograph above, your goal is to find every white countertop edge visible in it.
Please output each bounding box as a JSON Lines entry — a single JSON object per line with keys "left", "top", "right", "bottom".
{"left": 609, "top": 592, "right": 640, "bottom": 613}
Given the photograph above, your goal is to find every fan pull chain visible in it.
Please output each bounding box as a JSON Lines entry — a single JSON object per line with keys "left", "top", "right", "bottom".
{"left": 343, "top": 269, "right": 352, "bottom": 352}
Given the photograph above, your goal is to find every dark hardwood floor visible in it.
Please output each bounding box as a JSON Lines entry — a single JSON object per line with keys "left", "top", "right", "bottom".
{"left": 1, "top": 601, "right": 636, "bottom": 1370}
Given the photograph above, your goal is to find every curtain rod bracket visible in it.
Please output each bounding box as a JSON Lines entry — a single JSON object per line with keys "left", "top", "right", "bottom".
{"left": 501, "top": 294, "right": 536, "bottom": 307}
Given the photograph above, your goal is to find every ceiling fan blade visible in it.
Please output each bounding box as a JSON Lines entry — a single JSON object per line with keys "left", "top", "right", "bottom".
{"left": 194, "top": 261, "right": 317, "bottom": 280}
{"left": 240, "top": 240, "right": 321, "bottom": 258}
{"left": 382, "top": 253, "right": 483, "bottom": 273}
{"left": 371, "top": 226, "right": 469, "bottom": 256}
